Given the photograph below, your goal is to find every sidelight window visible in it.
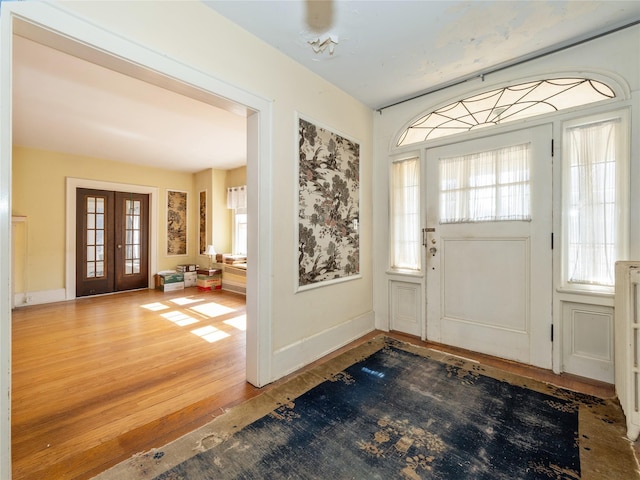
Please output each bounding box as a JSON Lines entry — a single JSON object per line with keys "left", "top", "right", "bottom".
{"left": 562, "top": 111, "right": 629, "bottom": 289}
{"left": 391, "top": 157, "right": 420, "bottom": 270}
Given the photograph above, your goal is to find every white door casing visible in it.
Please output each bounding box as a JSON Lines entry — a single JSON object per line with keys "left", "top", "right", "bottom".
{"left": 425, "top": 125, "right": 553, "bottom": 369}
{"left": 1, "top": 4, "right": 274, "bottom": 477}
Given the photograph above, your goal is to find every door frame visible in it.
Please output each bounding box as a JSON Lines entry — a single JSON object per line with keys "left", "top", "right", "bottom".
{"left": 1, "top": 4, "right": 275, "bottom": 476}
{"left": 66, "top": 179, "right": 159, "bottom": 300}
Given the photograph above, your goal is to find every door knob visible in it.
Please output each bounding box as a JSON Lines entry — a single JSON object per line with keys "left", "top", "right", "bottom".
{"left": 429, "top": 247, "right": 437, "bottom": 256}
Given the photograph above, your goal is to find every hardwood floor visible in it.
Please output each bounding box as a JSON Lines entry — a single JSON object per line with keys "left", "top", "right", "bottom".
{"left": 11, "top": 289, "right": 616, "bottom": 479}
{"left": 12, "top": 288, "right": 254, "bottom": 480}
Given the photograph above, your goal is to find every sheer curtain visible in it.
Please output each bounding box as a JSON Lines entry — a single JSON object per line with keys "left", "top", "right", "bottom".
{"left": 440, "top": 144, "right": 530, "bottom": 223}
{"left": 566, "top": 119, "right": 620, "bottom": 287}
{"left": 391, "top": 158, "right": 420, "bottom": 270}
{"left": 227, "top": 186, "right": 247, "bottom": 209}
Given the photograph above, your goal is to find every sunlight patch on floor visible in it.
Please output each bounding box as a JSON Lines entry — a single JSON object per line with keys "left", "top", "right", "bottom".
{"left": 224, "top": 314, "right": 246, "bottom": 331}
{"left": 170, "top": 296, "right": 205, "bottom": 306}
{"left": 191, "top": 325, "right": 231, "bottom": 343}
{"left": 190, "top": 302, "right": 235, "bottom": 318}
{"left": 141, "top": 302, "right": 170, "bottom": 311}
{"left": 161, "top": 311, "right": 200, "bottom": 327}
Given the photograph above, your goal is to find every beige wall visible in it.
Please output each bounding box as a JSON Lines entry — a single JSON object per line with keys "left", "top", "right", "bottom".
{"left": 194, "top": 168, "right": 234, "bottom": 258}
{"left": 226, "top": 166, "right": 246, "bottom": 189}
{"left": 12, "top": 146, "right": 237, "bottom": 293}
{"left": 58, "top": 1, "right": 374, "bottom": 360}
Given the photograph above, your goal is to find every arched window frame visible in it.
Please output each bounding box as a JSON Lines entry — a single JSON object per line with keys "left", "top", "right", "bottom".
{"left": 393, "top": 73, "right": 627, "bottom": 149}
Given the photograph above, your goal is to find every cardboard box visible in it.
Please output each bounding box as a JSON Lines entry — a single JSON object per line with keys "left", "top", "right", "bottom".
{"left": 158, "top": 272, "right": 184, "bottom": 283}
{"left": 158, "top": 281, "right": 185, "bottom": 292}
{"left": 197, "top": 268, "right": 221, "bottom": 276}
{"left": 183, "top": 271, "right": 197, "bottom": 287}
{"left": 155, "top": 271, "right": 184, "bottom": 289}
{"left": 176, "top": 264, "right": 198, "bottom": 272}
{"left": 197, "top": 277, "right": 222, "bottom": 289}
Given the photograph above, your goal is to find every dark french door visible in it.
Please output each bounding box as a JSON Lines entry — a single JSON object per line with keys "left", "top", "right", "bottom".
{"left": 76, "top": 188, "right": 149, "bottom": 297}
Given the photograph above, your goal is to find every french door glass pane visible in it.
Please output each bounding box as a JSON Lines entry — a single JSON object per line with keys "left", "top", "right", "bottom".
{"left": 86, "top": 195, "right": 107, "bottom": 279}
{"left": 123, "top": 199, "right": 142, "bottom": 276}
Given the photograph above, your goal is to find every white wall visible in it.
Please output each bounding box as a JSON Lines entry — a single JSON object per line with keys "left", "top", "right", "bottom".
{"left": 0, "top": 2, "right": 374, "bottom": 477}
{"left": 373, "top": 25, "right": 639, "bottom": 376}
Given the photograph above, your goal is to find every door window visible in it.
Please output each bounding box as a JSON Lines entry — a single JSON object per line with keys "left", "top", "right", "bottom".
{"left": 124, "top": 199, "right": 142, "bottom": 275}
{"left": 439, "top": 143, "right": 531, "bottom": 223}
{"left": 85, "top": 195, "right": 106, "bottom": 278}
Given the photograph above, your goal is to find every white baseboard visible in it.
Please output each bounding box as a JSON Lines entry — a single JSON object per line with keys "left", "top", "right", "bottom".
{"left": 13, "top": 288, "right": 67, "bottom": 308}
{"left": 271, "top": 310, "right": 375, "bottom": 382}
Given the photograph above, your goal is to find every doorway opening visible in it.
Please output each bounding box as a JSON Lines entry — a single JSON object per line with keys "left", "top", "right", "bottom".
{"left": 3, "top": 6, "right": 274, "bottom": 479}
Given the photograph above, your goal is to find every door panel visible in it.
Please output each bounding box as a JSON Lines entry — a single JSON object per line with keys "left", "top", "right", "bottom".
{"left": 114, "top": 192, "right": 149, "bottom": 291}
{"left": 562, "top": 302, "right": 614, "bottom": 382}
{"left": 425, "top": 125, "right": 552, "bottom": 368}
{"left": 442, "top": 238, "right": 528, "bottom": 331}
{"left": 390, "top": 281, "right": 422, "bottom": 335}
{"left": 76, "top": 189, "right": 115, "bottom": 296}
{"left": 76, "top": 189, "right": 148, "bottom": 297}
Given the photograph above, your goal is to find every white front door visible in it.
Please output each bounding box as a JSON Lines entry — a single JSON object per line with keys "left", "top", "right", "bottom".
{"left": 425, "top": 125, "right": 553, "bottom": 368}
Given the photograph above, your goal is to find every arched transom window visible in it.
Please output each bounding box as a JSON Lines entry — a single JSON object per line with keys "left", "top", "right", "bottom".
{"left": 397, "top": 78, "right": 615, "bottom": 146}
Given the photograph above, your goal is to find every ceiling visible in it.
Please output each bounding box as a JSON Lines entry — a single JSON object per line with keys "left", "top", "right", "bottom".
{"left": 207, "top": 0, "right": 640, "bottom": 110}
{"left": 12, "top": 1, "right": 640, "bottom": 172}
{"left": 12, "top": 35, "right": 248, "bottom": 173}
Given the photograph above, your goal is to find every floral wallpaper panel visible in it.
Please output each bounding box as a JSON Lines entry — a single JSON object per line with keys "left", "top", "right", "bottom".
{"left": 298, "top": 117, "right": 360, "bottom": 289}
{"left": 199, "top": 190, "right": 207, "bottom": 255}
{"left": 167, "top": 190, "right": 187, "bottom": 256}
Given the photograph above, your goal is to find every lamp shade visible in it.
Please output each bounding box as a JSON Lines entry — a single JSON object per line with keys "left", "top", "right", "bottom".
{"left": 205, "top": 245, "right": 216, "bottom": 256}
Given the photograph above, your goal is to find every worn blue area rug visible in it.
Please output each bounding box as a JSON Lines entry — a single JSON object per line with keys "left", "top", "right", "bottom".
{"left": 97, "top": 337, "right": 637, "bottom": 480}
